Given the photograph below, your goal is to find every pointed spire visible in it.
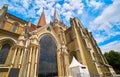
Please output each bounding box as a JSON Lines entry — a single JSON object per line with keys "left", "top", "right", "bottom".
{"left": 54, "top": 8, "right": 60, "bottom": 22}
{"left": 37, "top": 7, "right": 46, "bottom": 28}
{"left": 28, "top": 18, "right": 32, "bottom": 27}
{"left": 24, "top": 24, "right": 29, "bottom": 34}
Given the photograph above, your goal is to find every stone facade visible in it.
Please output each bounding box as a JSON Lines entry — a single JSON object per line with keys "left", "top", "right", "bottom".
{"left": 0, "top": 4, "right": 115, "bottom": 77}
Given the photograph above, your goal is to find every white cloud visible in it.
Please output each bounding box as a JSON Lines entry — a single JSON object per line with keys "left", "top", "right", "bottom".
{"left": 63, "top": 3, "right": 73, "bottom": 11}
{"left": 0, "top": 0, "right": 84, "bottom": 24}
{"left": 0, "top": 0, "right": 9, "bottom": 8}
{"left": 100, "top": 40, "right": 120, "bottom": 53}
{"left": 86, "top": 0, "right": 104, "bottom": 10}
{"left": 93, "top": 0, "right": 120, "bottom": 26}
{"left": 60, "top": 0, "right": 84, "bottom": 21}
{"left": 34, "top": 0, "right": 84, "bottom": 23}
{"left": 63, "top": 11, "right": 73, "bottom": 21}
{"left": 55, "top": 3, "right": 61, "bottom": 8}
{"left": 21, "top": 0, "right": 33, "bottom": 9}
{"left": 0, "top": 0, "right": 34, "bottom": 19}
{"left": 89, "top": 0, "right": 120, "bottom": 44}
{"left": 95, "top": 35, "right": 108, "bottom": 43}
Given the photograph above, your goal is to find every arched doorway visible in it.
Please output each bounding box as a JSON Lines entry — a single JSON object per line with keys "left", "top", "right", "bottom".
{"left": 38, "top": 34, "right": 58, "bottom": 77}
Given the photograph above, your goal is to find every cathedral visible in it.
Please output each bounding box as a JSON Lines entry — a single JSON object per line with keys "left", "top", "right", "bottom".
{"left": 0, "top": 4, "right": 116, "bottom": 77}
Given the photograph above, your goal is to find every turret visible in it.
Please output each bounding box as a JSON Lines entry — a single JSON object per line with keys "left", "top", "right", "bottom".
{"left": 53, "top": 8, "right": 60, "bottom": 23}
{"left": 24, "top": 18, "right": 32, "bottom": 38}
{"left": 0, "top": 4, "right": 8, "bottom": 28}
{"left": 37, "top": 8, "right": 46, "bottom": 28}
{"left": 28, "top": 18, "right": 32, "bottom": 27}
{"left": 0, "top": 4, "right": 8, "bottom": 16}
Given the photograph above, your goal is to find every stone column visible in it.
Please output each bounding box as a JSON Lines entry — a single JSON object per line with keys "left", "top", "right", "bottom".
{"left": 64, "top": 52, "right": 71, "bottom": 76}
{"left": 57, "top": 48, "right": 62, "bottom": 77}
{"left": 15, "top": 47, "right": 21, "bottom": 68}
{"left": 62, "top": 45, "right": 71, "bottom": 77}
{"left": 26, "top": 47, "right": 32, "bottom": 77}
{"left": 30, "top": 46, "right": 36, "bottom": 77}
{"left": 18, "top": 48, "right": 24, "bottom": 68}
{"left": 19, "top": 47, "right": 28, "bottom": 77}
{"left": 58, "top": 45, "right": 71, "bottom": 77}
{"left": 11, "top": 47, "right": 17, "bottom": 67}
{"left": 34, "top": 47, "right": 39, "bottom": 77}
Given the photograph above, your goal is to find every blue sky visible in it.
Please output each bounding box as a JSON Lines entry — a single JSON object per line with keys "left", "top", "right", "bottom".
{"left": 0, "top": 0, "right": 120, "bottom": 53}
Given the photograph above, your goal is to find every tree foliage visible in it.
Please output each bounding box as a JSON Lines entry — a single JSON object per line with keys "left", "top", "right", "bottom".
{"left": 104, "top": 50, "right": 120, "bottom": 74}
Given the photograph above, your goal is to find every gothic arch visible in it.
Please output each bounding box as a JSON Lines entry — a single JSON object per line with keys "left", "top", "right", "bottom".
{"left": 39, "top": 33, "right": 60, "bottom": 48}
{"left": 38, "top": 34, "right": 58, "bottom": 77}
{"left": 0, "top": 37, "right": 16, "bottom": 64}
{"left": 33, "top": 25, "right": 63, "bottom": 76}
{"left": 38, "top": 33, "right": 60, "bottom": 48}
{"left": 0, "top": 37, "right": 16, "bottom": 46}
{"left": 36, "top": 26, "right": 62, "bottom": 76}
{"left": 34, "top": 24, "right": 61, "bottom": 49}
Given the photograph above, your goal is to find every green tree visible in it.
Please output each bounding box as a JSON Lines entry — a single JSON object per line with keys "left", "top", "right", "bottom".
{"left": 104, "top": 50, "right": 120, "bottom": 74}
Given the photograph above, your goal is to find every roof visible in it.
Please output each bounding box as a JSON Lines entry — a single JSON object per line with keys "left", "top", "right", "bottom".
{"left": 6, "top": 13, "right": 27, "bottom": 24}
{"left": 37, "top": 9, "right": 46, "bottom": 28}
{"left": 6, "top": 13, "right": 37, "bottom": 32}
{"left": 28, "top": 24, "right": 36, "bottom": 32}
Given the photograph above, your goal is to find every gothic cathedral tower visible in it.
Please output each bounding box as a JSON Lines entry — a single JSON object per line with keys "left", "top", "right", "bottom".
{"left": 0, "top": 4, "right": 115, "bottom": 77}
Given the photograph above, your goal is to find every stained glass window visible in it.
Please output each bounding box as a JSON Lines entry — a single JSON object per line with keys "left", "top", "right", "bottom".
{"left": 39, "top": 35, "right": 58, "bottom": 77}
{"left": 0, "top": 44, "right": 11, "bottom": 64}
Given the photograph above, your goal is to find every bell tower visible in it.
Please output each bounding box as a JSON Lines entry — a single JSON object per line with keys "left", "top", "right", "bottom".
{"left": 50, "top": 8, "right": 67, "bottom": 35}
{"left": 50, "top": 8, "right": 71, "bottom": 77}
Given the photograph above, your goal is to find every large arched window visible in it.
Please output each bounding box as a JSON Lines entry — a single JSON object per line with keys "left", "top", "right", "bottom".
{"left": 0, "top": 44, "right": 11, "bottom": 64}
{"left": 39, "top": 35, "right": 58, "bottom": 77}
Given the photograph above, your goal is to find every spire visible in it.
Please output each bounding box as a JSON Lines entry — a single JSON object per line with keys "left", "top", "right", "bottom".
{"left": 0, "top": 4, "right": 8, "bottom": 16}
{"left": 37, "top": 7, "right": 46, "bottom": 28}
{"left": 54, "top": 8, "right": 60, "bottom": 23}
{"left": 24, "top": 24, "right": 29, "bottom": 34}
{"left": 28, "top": 18, "right": 32, "bottom": 27}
